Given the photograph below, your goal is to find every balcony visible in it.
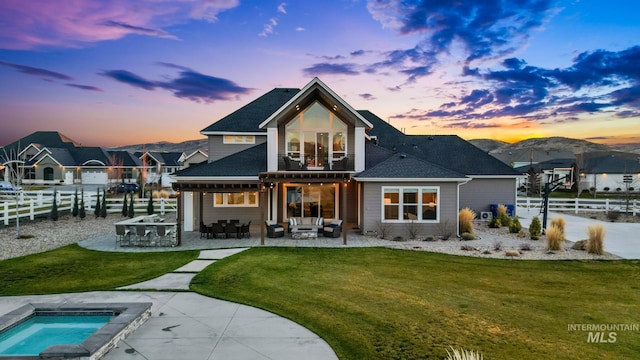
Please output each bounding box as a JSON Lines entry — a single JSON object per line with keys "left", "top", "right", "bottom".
{"left": 279, "top": 153, "right": 353, "bottom": 172}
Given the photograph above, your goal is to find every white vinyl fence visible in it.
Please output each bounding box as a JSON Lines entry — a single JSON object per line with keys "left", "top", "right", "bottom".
{"left": 0, "top": 190, "right": 177, "bottom": 225}
{"left": 517, "top": 197, "right": 639, "bottom": 216}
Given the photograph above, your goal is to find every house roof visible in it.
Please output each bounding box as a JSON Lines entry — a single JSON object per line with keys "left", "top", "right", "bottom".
{"left": 514, "top": 158, "right": 575, "bottom": 173}
{"left": 201, "top": 88, "right": 301, "bottom": 134}
{"left": 362, "top": 113, "right": 520, "bottom": 176}
{"left": 173, "top": 143, "right": 266, "bottom": 177}
{"left": 2, "top": 131, "right": 81, "bottom": 153}
{"left": 356, "top": 150, "right": 467, "bottom": 181}
{"left": 582, "top": 152, "right": 640, "bottom": 173}
{"left": 107, "top": 151, "right": 141, "bottom": 167}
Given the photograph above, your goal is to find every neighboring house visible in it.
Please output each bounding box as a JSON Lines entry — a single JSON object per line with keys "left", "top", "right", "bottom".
{"left": 579, "top": 152, "right": 640, "bottom": 192}
{"left": 0, "top": 131, "right": 187, "bottom": 187}
{"left": 513, "top": 152, "right": 640, "bottom": 194}
{"left": 172, "top": 78, "right": 521, "bottom": 240}
{"left": 181, "top": 150, "right": 208, "bottom": 168}
{"left": 491, "top": 149, "right": 574, "bottom": 168}
{"left": 135, "top": 151, "right": 185, "bottom": 187}
{"left": 514, "top": 158, "right": 576, "bottom": 194}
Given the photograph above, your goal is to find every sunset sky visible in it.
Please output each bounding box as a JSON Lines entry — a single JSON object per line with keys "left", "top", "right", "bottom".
{"left": 1, "top": 0, "right": 639, "bottom": 147}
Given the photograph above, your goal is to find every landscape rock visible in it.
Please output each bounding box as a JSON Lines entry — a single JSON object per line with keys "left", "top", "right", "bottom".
{"left": 572, "top": 240, "right": 588, "bottom": 250}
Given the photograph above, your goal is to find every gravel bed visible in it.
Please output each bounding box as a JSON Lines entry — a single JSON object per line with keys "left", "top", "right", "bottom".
{"left": 389, "top": 222, "right": 620, "bottom": 260}
{"left": 1, "top": 217, "right": 620, "bottom": 261}
{"left": 0, "top": 215, "right": 118, "bottom": 261}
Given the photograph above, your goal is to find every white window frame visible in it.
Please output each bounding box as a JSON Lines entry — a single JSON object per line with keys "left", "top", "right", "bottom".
{"left": 213, "top": 192, "right": 259, "bottom": 207}
{"left": 223, "top": 135, "right": 255, "bottom": 144}
{"left": 381, "top": 186, "right": 440, "bottom": 223}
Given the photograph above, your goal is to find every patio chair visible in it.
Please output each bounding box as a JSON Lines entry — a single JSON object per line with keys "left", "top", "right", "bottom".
{"left": 265, "top": 220, "right": 285, "bottom": 238}
{"left": 156, "top": 225, "right": 174, "bottom": 247}
{"left": 225, "top": 222, "right": 237, "bottom": 239}
{"left": 200, "top": 221, "right": 209, "bottom": 239}
{"left": 115, "top": 224, "right": 131, "bottom": 247}
{"left": 135, "top": 224, "right": 152, "bottom": 246}
{"left": 211, "top": 222, "right": 226, "bottom": 239}
{"left": 240, "top": 220, "right": 251, "bottom": 238}
{"left": 323, "top": 219, "right": 343, "bottom": 238}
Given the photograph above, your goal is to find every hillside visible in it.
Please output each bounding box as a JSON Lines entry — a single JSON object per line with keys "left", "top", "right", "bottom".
{"left": 108, "top": 138, "right": 207, "bottom": 155}
{"left": 469, "top": 137, "right": 610, "bottom": 154}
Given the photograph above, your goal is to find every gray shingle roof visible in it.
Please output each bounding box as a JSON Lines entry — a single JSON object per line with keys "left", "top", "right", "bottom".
{"left": 514, "top": 158, "right": 575, "bottom": 173}
{"left": 201, "top": 88, "right": 300, "bottom": 133}
{"left": 173, "top": 143, "right": 266, "bottom": 177}
{"left": 107, "top": 151, "right": 141, "bottom": 167}
{"left": 357, "top": 151, "right": 466, "bottom": 179}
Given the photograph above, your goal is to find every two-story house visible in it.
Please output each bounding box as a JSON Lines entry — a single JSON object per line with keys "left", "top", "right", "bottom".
{"left": 172, "top": 78, "right": 521, "bottom": 242}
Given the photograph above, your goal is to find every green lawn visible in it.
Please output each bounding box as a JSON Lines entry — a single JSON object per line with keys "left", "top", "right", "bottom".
{"left": 0, "top": 245, "right": 198, "bottom": 295}
{"left": 191, "top": 247, "right": 640, "bottom": 360}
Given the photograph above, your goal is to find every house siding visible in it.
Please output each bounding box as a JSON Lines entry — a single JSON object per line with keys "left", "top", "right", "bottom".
{"left": 360, "top": 182, "right": 459, "bottom": 239}
{"left": 208, "top": 135, "right": 267, "bottom": 162}
{"left": 460, "top": 178, "right": 517, "bottom": 215}
{"left": 199, "top": 193, "right": 262, "bottom": 225}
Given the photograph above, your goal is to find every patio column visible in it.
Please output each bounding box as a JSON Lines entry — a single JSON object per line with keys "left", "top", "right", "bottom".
{"left": 342, "top": 181, "right": 347, "bottom": 245}
{"left": 260, "top": 187, "right": 266, "bottom": 245}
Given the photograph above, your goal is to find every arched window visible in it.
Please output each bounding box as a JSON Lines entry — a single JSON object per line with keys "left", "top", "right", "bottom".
{"left": 285, "top": 102, "right": 347, "bottom": 168}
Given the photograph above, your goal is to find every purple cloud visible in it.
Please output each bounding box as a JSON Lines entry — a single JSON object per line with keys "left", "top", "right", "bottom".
{"left": 303, "top": 63, "right": 359, "bottom": 76}
{"left": 101, "top": 66, "right": 250, "bottom": 103}
{"left": 0, "top": 0, "right": 239, "bottom": 50}
{"left": 360, "top": 93, "right": 376, "bottom": 100}
{"left": 66, "top": 83, "right": 103, "bottom": 92}
{"left": 101, "top": 70, "right": 157, "bottom": 90}
{"left": 0, "top": 60, "right": 72, "bottom": 80}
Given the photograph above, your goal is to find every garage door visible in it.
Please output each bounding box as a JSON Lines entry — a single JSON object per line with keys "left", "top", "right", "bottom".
{"left": 81, "top": 172, "right": 108, "bottom": 185}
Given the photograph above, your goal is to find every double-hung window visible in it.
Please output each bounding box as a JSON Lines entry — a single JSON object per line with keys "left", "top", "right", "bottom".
{"left": 214, "top": 192, "right": 258, "bottom": 207}
{"left": 382, "top": 186, "right": 439, "bottom": 222}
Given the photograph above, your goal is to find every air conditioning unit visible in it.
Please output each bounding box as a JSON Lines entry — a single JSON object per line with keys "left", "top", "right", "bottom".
{"left": 480, "top": 212, "right": 493, "bottom": 221}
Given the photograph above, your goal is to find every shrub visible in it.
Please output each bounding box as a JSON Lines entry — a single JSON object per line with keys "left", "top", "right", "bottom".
{"left": 497, "top": 204, "right": 512, "bottom": 227}
{"left": 79, "top": 191, "right": 86, "bottom": 219}
{"left": 606, "top": 210, "right": 620, "bottom": 222}
{"left": 529, "top": 216, "right": 541, "bottom": 240}
{"left": 550, "top": 217, "right": 566, "bottom": 239}
{"left": 405, "top": 220, "right": 420, "bottom": 240}
{"left": 445, "top": 346, "right": 484, "bottom": 360}
{"left": 50, "top": 190, "right": 58, "bottom": 221}
{"left": 94, "top": 189, "right": 101, "bottom": 218}
{"left": 436, "top": 219, "right": 453, "bottom": 240}
{"left": 519, "top": 243, "right": 532, "bottom": 251}
{"left": 424, "top": 235, "right": 436, "bottom": 242}
{"left": 375, "top": 220, "right": 391, "bottom": 239}
{"left": 459, "top": 208, "right": 476, "bottom": 234}
{"left": 460, "top": 232, "right": 476, "bottom": 241}
{"left": 128, "top": 194, "right": 135, "bottom": 218}
{"left": 18, "top": 233, "right": 34, "bottom": 239}
{"left": 100, "top": 189, "right": 107, "bottom": 218}
{"left": 615, "top": 187, "right": 622, "bottom": 192}
{"left": 72, "top": 189, "right": 79, "bottom": 217}
{"left": 509, "top": 218, "right": 522, "bottom": 233}
{"left": 603, "top": 187, "right": 610, "bottom": 191}
{"left": 147, "top": 189, "right": 155, "bottom": 215}
{"left": 122, "top": 192, "right": 128, "bottom": 217}
{"left": 587, "top": 224, "right": 605, "bottom": 255}
{"left": 460, "top": 245, "right": 477, "bottom": 251}
{"left": 488, "top": 218, "right": 501, "bottom": 228}
{"left": 545, "top": 225, "right": 564, "bottom": 251}
{"left": 493, "top": 240, "right": 503, "bottom": 251}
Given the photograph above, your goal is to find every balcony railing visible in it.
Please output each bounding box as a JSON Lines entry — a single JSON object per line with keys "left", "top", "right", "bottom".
{"left": 279, "top": 153, "right": 354, "bottom": 171}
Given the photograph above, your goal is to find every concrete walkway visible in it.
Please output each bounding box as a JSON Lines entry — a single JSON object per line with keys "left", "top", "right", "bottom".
{"left": 0, "top": 291, "right": 337, "bottom": 360}
{"left": 516, "top": 206, "right": 640, "bottom": 259}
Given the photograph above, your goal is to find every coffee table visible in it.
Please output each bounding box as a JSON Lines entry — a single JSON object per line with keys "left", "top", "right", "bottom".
{"left": 291, "top": 228, "right": 318, "bottom": 239}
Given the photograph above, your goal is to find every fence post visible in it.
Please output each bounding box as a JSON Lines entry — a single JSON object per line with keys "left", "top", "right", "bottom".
{"left": 160, "top": 198, "right": 165, "bottom": 215}
{"left": 634, "top": 199, "right": 637, "bottom": 216}
{"left": 30, "top": 199, "right": 35, "bottom": 220}
{"left": 605, "top": 198, "right": 609, "bottom": 214}
{"left": 574, "top": 198, "right": 579, "bottom": 214}
{"left": 3, "top": 201, "right": 7, "bottom": 225}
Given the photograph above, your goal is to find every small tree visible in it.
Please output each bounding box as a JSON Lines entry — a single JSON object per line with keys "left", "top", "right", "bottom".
{"left": 100, "top": 188, "right": 107, "bottom": 218}
{"left": 122, "top": 192, "right": 128, "bottom": 217}
{"left": 529, "top": 216, "right": 541, "bottom": 240}
{"left": 72, "top": 189, "right": 79, "bottom": 217}
{"left": 147, "top": 189, "right": 154, "bottom": 215}
{"left": 94, "top": 188, "right": 101, "bottom": 218}
{"left": 128, "top": 192, "right": 135, "bottom": 218}
{"left": 50, "top": 190, "right": 59, "bottom": 221}
{"left": 79, "top": 191, "right": 86, "bottom": 220}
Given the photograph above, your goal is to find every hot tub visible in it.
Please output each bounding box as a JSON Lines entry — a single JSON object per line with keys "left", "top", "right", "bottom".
{"left": 0, "top": 303, "right": 151, "bottom": 359}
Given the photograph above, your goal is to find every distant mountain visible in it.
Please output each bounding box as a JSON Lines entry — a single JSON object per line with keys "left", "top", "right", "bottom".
{"left": 108, "top": 138, "right": 207, "bottom": 155}
{"left": 470, "top": 137, "right": 610, "bottom": 154}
